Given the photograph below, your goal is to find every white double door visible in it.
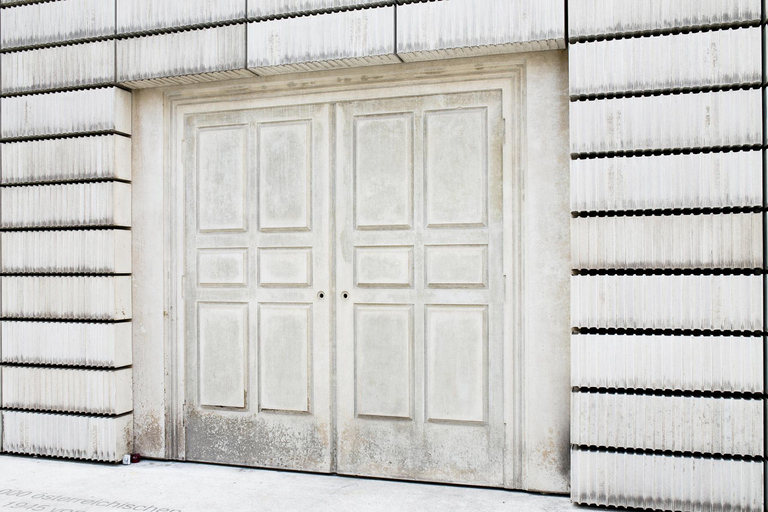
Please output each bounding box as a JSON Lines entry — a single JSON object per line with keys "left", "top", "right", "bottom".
{"left": 183, "top": 91, "right": 506, "bottom": 486}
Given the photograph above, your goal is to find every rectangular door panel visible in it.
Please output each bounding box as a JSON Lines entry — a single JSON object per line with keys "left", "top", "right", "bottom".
{"left": 335, "top": 92, "right": 505, "bottom": 486}
{"left": 258, "top": 121, "right": 312, "bottom": 232}
{"left": 354, "top": 113, "right": 414, "bottom": 230}
{"left": 196, "top": 126, "right": 248, "bottom": 233}
{"left": 424, "top": 109, "right": 488, "bottom": 229}
{"left": 355, "top": 304, "right": 413, "bottom": 420}
{"left": 198, "top": 302, "right": 248, "bottom": 409}
{"left": 183, "top": 105, "right": 332, "bottom": 473}
{"left": 426, "top": 305, "right": 487, "bottom": 424}
{"left": 258, "top": 303, "right": 311, "bottom": 413}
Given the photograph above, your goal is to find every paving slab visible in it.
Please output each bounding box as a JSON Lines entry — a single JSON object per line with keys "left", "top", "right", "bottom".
{"left": 0, "top": 455, "right": 575, "bottom": 512}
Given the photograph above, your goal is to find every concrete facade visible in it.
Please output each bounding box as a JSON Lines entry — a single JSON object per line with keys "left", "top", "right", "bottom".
{"left": 0, "top": 1, "right": 763, "bottom": 511}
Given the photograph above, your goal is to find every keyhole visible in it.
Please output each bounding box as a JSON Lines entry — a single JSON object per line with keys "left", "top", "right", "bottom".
{"left": 317, "top": 291, "right": 325, "bottom": 299}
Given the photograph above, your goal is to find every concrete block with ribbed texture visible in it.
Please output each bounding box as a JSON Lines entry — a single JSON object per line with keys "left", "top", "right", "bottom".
{"left": 571, "top": 213, "right": 763, "bottom": 270}
{"left": 397, "top": 0, "right": 564, "bottom": 61}
{"left": 0, "top": 0, "right": 116, "bottom": 50}
{"left": 0, "top": 182, "right": 131, "bottom": 228}
{"left": 1, "top": 321, "right": 132, "bottom": 368}
{"left": 571, "top": 449, "right": 764, "bottom": 511}
{"left": 247, "top": 7, "right": 398, "bottom": 74}
{"left": 1, "top": 411, "right": 133, "bottom": 462}
{"left": 571, "top": 393, "right": 764, "bottom": 456}
{"left": 117, "top": 25, "right": 252, "bottom": 88}
{"left": 1, "top": 276, "right": 132, "bottom": 320}
{"left": 1, "top": 40, "right": 116, "bottom": 94}
{"left": 570, "top": 89, "right": 762, "bottom": 155}
{"left": 569, "top": 27, "right": 762, "bottom": 96}
{"left": 2, "top": 367, "right": 133, "bottom": 415}
{"left": 1, "top": 230, "right": 132, "bottom": 274}
{"left": 571, "top": 274, "right": 763, "bottom": 331}
{"left": 1, "top": 88, "right": 132, "bottom": 140}
{"left": 568, "top": 0, "right": 761, "bottom": 40}
{"left": 571, "top": 334, "right": 764, "bottom": 393}
{"left": 1, "top": 135, "right": 131, "bottom": 184}
{"left": 570, "top": 151, "right": 763, "bottom": 212}
{"left": 249, "top": 0, "right": 388, "bottom": 19}
{"left": 117, "top": 0, "right": 245, "bottom": 35}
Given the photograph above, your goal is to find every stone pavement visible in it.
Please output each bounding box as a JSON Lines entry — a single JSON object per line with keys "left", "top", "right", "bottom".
{"left": 0, "top": 455, "right": 578, "bottom": 512}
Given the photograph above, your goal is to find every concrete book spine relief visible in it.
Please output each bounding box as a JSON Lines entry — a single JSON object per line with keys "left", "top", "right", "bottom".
{"left": 568, "top": 0, "right": 765, "bottom": 510}
{"left": 0, "top": 0, "right": 763, "bottom": 511}
{"left": 0, "top": 1, "right": 133, "bottom": 463}
{"left": 570, "top": 151, "right": 764, "bottom": 212}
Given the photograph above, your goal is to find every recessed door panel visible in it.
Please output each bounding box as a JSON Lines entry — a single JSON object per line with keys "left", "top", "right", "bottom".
{"left": 258, "top": 121, "right": 312, "bottom": 232}
{"left": 354, "top": 114, "right": 414, "bottom": 230}
{"left": 258, "top": 303, "right": 312, "bottom": 413}
{"left": 198, "top": 302, "right": 248, "bottom": 409}
{"left": 424, "top": 109, "right": 488, "bottom": 229}
{"left": 183, "top": 105, "right": 332, "bottom": 472}
{"left": 355, "top": 304, "right": 413, "bottom": 419}
{"left": 196, "top": 126, "right": 247, "bottom": 232}
{"left": 335, "top": 91, "right": 505, "bottom": 486}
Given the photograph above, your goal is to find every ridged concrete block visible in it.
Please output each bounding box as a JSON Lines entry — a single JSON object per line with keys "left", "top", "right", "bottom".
{"left": 568, "top": 0, "right": 761, "bottom": 39}
{"left": 249, "top": 0, "right": 387, "bottom": 19}
{"left": 1, "top": 411, "right": 133, "bottom": 462}
{"left": 1, "top": 40, "right": 116, "bottom": 95}
{"left": 1, "top": 276, "right": 132, "bottom": 320}
{"left": 247, "top": 7, "right": 398, "bottom": 74}
{"left": 571, "top": 213, "right": 763, "bottom": 270}
{"left": 571, "top": 275, "right": 763, "bottom": 331}
{"left": 570, "top": 89, "right": 762, "bottom": 155}
{"left": 1, "top": 88, "right": 132, "bottom": 140}
{"left": 117, "top": 0, "right": 245, "bottom": 34}
{"left": 571, "top": 334, "right": 764, "bottom": 393}
{"left": 117, "top": 25, "right": 251, "bottom": 88}
{"left": 572, "top": 393, "right": 764, "bottom": 456}
{"left": 397, "top": 0, "right": 564, "bottom": 61}
{"left": 571, "top": 449, "right": 764, "bottom": 511}
{"left": 1, "top": 135, "right": 131, "bottom": 185}
{"left": 570, "top": 151, "right": 763, "bottom": 212}
{"left": 1, "top": 230, "right": 132, "bottom": 274}
{"left": 0, "top": 182, "right": 131, "bottom": 228}
{"left": 0, "top": 0, "right": 116, "bottom": 50}
{"left": 1, "top": 321, "right": 132, "bottom": 368}
{"left": 2, "top": 367, "right": 133, "bottom": 415}
{"left": 569, "top": 28, "right": 762, "bottom": 97}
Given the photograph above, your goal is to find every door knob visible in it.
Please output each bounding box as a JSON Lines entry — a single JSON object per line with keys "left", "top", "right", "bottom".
{"left": 317, "top": 291, "right": 325, "bottom": 299}
{"left": 341, "top": 291, "right": 349, "bottom": 299}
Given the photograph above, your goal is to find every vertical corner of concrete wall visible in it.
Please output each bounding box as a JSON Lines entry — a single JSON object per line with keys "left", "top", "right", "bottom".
{"left": 115, "top": 87, "right": 134, "bottom": 136}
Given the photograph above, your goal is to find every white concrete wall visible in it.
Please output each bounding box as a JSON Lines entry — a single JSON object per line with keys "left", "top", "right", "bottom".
{"left": 568, "top": 0, "right": 766, "bottom": 510}
{"left": 0, "top": 0, "right": 568, "bottom": 472}
{"left": 0, "top": 3, "right": 134, "bottom": 462}
{"left": 0, "top": 1, "right": 763, "bottom": 509}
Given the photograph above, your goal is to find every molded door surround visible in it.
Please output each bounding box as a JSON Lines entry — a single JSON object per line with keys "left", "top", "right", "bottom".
{"left": 130, "top": 52, "right": 570, "bottom": 493}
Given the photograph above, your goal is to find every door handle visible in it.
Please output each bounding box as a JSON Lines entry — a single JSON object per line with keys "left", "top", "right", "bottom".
{"left": 341, "top": 291, "right": 349, "bottom": 299}
{"left": 317, "top": 291, "right": 325, "bottom": 300}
